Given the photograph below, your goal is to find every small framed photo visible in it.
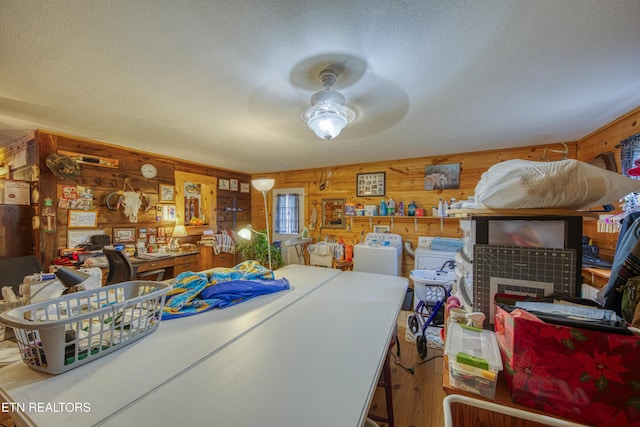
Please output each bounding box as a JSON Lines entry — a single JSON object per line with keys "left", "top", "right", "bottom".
{"left": 162, "top": 205, "right": 176, "bottom": 221}
{"left": 218, "top": 179, "right": 230, "bottom": 190}
{"left": 230, "top": 179, "right": 238, "bottom": 191}
{"left": 67, "top": 210, "right": 98, "bottom": 228}
{"left": 138, "top": 228, "right": 147, "bottom": 239}
{"left": 159, "top": 184, "right": 175, "bottom": 202}
{"left": 240, "top": 183, "right": 250, "bottom": 193}
{"left": 114, "top": 227, "right": 136, "bottom": 243}
{"left": 373, "top": 225, "right": 390, "bottom": 233}
{"left": 356, "top": 172, "right": 386, "bottom": 197}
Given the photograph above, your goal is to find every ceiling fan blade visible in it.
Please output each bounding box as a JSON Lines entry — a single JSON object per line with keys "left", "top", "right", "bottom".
{"left": 342, "top": 76, "right": 410, "bottom": 137}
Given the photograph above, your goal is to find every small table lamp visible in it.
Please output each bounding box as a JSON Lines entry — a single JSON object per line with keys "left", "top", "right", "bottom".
{"left": 170, "top": 225, "right": 188, "bottom": 251}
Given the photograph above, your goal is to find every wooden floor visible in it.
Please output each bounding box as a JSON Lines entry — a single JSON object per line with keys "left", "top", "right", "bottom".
{"left": 368, "top": 310, "right": 446, "bottom": 427}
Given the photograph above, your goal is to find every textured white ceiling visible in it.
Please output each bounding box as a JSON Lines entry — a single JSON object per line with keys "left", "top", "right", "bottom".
{"left": 1, "top": 0, "right": 639, "bottom": 173}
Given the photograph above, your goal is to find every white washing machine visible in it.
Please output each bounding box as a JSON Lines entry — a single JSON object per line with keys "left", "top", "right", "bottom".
{"left": 413, "top": 236, "right": 462, "bottom": 308}
{"left": 353, "top": 233, "right": 403, "bottom": 276}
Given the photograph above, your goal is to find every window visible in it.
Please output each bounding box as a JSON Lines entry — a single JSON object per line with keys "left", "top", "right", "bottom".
{"left": 274, "top": 193, "right": 300, "bottom": 234}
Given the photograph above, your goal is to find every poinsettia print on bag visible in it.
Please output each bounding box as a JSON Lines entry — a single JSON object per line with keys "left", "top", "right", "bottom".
{"left": 495, "top": 305, "right": 640, "bottom": 427}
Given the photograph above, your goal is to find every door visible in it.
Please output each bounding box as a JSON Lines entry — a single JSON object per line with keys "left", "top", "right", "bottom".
{"left": 272, "top": 187, "right": 305, "bottom": 264}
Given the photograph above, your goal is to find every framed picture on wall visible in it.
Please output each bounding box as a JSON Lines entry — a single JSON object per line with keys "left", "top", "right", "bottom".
{"left": 356, "top": 172, "right": 386, "bottom": 197}
{"left": 230, "top": 179, "right": 238, "bottom": 191}
{"left": 218, "top": 179, "right": 230, "bottom": 190}
{"left": 67, "top": 210, "right": 98, "bottom": 228}
{"left": 424, "top": 163, "right": 461, "bottom": 190}
{"left": 240, "top": 183, "right": 250, "bottom": 193}
{"left": 162, "top": 204, "right": 176, "bottom": 221}
{"left": 68, "top": 229, "right": 104, "bottom": 248}
{"left": 159, "top": 184, "right": 175, "bottom": 202}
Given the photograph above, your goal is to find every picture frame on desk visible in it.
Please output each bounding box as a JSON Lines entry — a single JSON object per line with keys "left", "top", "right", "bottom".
{"left": 114, "top": 227, "right": 136, "bottom": 243}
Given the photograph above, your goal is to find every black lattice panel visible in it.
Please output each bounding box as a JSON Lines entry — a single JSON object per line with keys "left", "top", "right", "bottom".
{"left": 473, "top": 245, "right": 577, "bottom": 323}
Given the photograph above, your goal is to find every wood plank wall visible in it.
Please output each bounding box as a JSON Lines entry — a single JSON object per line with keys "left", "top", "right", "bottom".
{"left": 31, "top": 130, "right": 251, "bottom": 268}
{"left": 577, "top": 106, "right": 640, "bottom": 261}
{"left": 250, "top": 142, "right": 578, "bottom": 279}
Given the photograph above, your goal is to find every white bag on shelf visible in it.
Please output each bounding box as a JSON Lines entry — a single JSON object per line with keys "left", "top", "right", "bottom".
{"left": 474, "top": 159, "right": 640, "bottom": 210}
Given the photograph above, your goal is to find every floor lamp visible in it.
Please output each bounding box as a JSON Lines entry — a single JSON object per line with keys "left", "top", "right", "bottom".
{"left": 251, "top": 178, "right": 275, "bottom": 270}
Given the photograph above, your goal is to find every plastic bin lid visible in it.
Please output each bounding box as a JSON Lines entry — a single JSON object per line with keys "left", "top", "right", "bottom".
{"left": 444, "top": 323, "right": 503, "bottom": 372}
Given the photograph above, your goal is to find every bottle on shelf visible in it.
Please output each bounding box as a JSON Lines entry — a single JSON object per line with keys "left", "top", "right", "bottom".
{"left": 408, "top": 201, "right": 416, "bottom": 217}
{"left": 387, "top": 198, "right": 396, "bottom": 216}
{"left": 379, "top": 199, "right": 387, "bottom": 216}
{"left": 398, "top": 201, "right": 404, "bottom": 216}
{"left": 344, "top": 240, "right": 354, "bottom": 262}
{"left": 42, "top": 197, "right": 56, "bottom": 233}
{"left": 335, "top": 238, "right": 345, "bottom": 260}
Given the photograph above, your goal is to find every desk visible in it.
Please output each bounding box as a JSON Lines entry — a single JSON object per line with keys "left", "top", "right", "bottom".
{"left": 0, "top": 265, "right": 407, "bottom": 426}
{"left": 581, "top": 267, "right": 611, "bottom": 289}
{"left": 98, "top": 251, "right": 200, "bottom": 284}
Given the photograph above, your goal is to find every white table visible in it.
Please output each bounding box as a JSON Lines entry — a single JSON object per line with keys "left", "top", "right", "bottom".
{"left": 0, "top": 265, "right": 407, "bottom": 427}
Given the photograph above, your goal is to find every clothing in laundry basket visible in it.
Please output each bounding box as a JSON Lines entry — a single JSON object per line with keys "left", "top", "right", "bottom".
{"left": 162, "top": 260, "right": 288, "bottom": 319}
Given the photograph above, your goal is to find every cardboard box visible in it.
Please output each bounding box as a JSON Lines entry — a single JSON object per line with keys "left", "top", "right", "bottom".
{"left": 494, "top": 305, "right": 640, "bottom": 426}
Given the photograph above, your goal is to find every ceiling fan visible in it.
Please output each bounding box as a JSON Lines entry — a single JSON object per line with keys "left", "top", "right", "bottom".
{"left": 247, "top": 53, "right": 410, "bottom": 140}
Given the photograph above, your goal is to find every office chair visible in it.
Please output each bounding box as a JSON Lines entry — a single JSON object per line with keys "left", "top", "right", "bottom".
{"left": 0, "top": 255, "right": 43, "bottom": 295}
{"left": 103, "top": 249, "right": 165, "bottom": 285}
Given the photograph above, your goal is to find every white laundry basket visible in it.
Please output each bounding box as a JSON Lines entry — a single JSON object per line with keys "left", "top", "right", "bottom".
{"left": 0, "top": 281, "right": 170, "bottom": 374}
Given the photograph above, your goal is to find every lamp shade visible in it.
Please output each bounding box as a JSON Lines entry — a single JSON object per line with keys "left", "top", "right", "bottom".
{"left": 251, "top": 178, "right": 275, "bottom": 192}
{"left": 55, "top": 267, "right": 90, "bottom": 288}
{"left": 172, "top": 225, "right": 188, "bottom": 238}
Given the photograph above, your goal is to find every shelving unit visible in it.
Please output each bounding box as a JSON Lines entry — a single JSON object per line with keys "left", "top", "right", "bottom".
{"left": 348, "top": 215, "right": 459, "bottom": 231}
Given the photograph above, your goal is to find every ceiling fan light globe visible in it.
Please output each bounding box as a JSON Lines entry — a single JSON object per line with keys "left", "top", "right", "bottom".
{"left": 308, "top": 112, "right": 348, "bottom": 140}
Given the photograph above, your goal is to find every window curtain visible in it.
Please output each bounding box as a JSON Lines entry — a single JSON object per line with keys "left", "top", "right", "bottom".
{"left": 274, "top": 194, "right": 300, "bottom": 234}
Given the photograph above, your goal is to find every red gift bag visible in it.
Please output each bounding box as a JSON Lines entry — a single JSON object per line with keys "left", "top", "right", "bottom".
{"left": 494, "top": 305, "right": 640, "bottom": 426}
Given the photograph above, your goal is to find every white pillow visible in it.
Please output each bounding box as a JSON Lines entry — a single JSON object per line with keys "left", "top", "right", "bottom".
{"left": 474, "top": 159, "right": 640, "bottom": 210}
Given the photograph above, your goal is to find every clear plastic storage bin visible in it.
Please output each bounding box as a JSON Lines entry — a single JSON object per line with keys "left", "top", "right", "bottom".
{"left": 0, "top": 281, "right": 170, "bottom": 374}
{"left": 444, "top": 322, "right": 503, "bottom": 399}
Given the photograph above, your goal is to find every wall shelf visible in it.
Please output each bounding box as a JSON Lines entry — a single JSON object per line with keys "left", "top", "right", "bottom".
{"left": 447, "top": 208, "right": 599, "bottom": 220}
{"left": 348, "top": 215, "right": 459, "bottom": 231}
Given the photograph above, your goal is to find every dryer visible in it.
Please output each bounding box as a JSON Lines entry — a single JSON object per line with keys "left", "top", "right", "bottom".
{"left": 414, "top": 236, "right": 459, "bottom": 270}
{"left": 353, "top": 233, "right": 403, "bottom": 276}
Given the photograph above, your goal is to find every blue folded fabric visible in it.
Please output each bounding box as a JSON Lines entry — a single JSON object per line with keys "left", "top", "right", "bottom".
{"left": 162, "top": 277, "right": 290, "bottom": 320}
{"left": 199, "top": 278, "right": 290, "bottom": 307}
